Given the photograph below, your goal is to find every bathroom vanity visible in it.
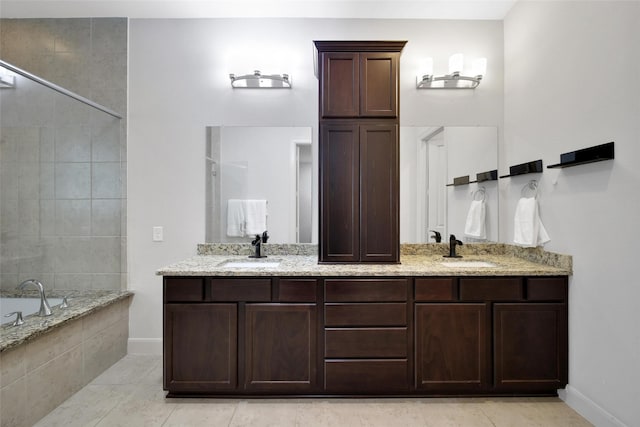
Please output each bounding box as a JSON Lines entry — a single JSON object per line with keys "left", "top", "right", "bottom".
{"left": 159, "top": 248, "right": 570, "bottom": 397}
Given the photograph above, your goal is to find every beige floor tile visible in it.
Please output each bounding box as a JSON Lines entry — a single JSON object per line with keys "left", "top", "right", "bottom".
{"left": 229, "top": 400, "right": 301, "bottom": 427}
{"left": 91, "top": 353, "right": 159, "bottom": 385}
{"left": 163, "top": 401, "right": 238, "bottom": 426}
{"left": 32, "top": 384, "right": 133, "bottom": 427}
{"left": 92, "top": 384, "right": 176, "bottom": 427}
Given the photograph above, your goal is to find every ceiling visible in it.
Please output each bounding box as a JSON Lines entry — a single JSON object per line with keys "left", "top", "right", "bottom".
{"left": 0, "top": 0, "right": 518, "bottom": 20}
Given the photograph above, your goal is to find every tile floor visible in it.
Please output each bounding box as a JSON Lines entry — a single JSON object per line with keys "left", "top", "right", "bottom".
{"left": 36, "top": 355, "right": 593, "bottom": 426}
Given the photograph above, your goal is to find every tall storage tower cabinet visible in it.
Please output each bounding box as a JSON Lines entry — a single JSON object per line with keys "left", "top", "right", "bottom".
{"left": 315, "top": 41, "right": 406, "bottom": 263}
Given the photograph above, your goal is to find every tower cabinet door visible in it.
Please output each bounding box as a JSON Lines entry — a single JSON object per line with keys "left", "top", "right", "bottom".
{"left": 493, "top": 303, "right": 568, "bottom": 391}
{"left": 359, "top": 124, "right": 399, "bottom": 262}
{"left": 321, "top": 52, "right": 359, "bottom": 118}
{"left": 415, "top": 303, "right": 489, "bottom": 392}
{"left": 244, "top": 304, "right": 317, "bottom": 392}
{"left": 320, "top": 123, "right": 360, "bottom": 262}
{"left": 359, "top": 52, "right": 399, "bottom": 117}
{"left": 164, "top": 303, "right": 237, "bottom": 393}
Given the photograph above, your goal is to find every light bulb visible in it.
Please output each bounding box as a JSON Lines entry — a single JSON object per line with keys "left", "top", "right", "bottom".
{"left": 448, "top": 53, "right": 464, "bottom": 74}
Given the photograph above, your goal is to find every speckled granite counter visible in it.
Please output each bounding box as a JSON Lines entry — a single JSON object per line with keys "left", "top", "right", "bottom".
{"left": 158, "top": 244, "right": 571, "bottom": 277}
{"left": 0, "top": 290, "right": 133, "bottom": 352}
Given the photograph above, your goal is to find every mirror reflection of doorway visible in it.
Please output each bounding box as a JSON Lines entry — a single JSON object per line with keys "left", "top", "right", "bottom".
{"left": 296, "top": 143, "right": 313, "bottom": 243}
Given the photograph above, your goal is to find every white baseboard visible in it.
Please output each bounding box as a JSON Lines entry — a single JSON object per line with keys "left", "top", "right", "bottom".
{"left": 560, "top": 385, "right": 628, "bottom": 427}
{"left": 128, "top": 338, "right": 163, "bottom": 355}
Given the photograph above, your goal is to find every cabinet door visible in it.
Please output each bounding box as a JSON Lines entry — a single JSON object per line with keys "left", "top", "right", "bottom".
{"left": 164, "top": 304, "right": 237, "bottom": 393}
{"left": 360, "top": 124, "right": 399, "bottom": 262}
{"left": 415, "top": 303, "right": 489, "bottom": 392}
{"left": 360, "top": 52, "right": 398, "bottom": 117}
{"left": 494, "top": 303, "right": 568, "bottom": 391}
{"left": 320, "top": 123, "right": 360, "bottom": 262}
{"left": 245, "top": 304, "right": 317, "bottom": 392}
{"left": 321, "top": 52, "right": 359, "bottom": 117}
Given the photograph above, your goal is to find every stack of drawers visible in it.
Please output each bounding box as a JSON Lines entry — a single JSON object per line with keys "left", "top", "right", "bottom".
{"left": 323, "top": 279, "right": 410, "bottom": 393}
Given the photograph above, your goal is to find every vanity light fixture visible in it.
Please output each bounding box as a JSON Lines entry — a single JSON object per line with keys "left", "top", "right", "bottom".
{"left": 417, "top": 54, "right": 486, "bottom": 89}
{"left": 229, "top": 70, "right": 291, "bottom": 89}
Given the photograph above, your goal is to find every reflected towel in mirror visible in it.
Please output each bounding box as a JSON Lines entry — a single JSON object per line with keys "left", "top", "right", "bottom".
{"left": 464, "top": 199, "right": 487, "bottom": 239}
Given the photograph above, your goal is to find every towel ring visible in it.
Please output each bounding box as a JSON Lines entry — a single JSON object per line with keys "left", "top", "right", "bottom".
{"left": 473, "top": 187, "right": 486, "bottom": 201}
{"left": 521, "top": 180, "right": 538, "bottom": 198}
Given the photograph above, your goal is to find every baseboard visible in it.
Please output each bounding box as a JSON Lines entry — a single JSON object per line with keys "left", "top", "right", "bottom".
{"left": 559, "top": 385, "right": 628, "bottom": 427}
{"left": 128, "top": 337, "right": 163, "bottom": 355}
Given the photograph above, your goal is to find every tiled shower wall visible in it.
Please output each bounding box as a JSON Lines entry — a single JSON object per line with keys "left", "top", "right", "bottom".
{"left": 0, "top": 18, "right": 127, "bottom": 291}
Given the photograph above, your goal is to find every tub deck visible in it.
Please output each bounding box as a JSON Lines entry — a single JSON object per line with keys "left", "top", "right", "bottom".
{"left": 0, "top": 290, "right": 133, "bottom": 352}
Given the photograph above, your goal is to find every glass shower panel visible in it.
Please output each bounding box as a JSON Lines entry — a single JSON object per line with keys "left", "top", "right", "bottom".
{"left": 0, "top": 62, "right": 123, "bottom": 291}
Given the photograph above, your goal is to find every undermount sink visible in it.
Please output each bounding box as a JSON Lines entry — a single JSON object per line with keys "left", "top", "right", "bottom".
{"left": 440, "top": 261, "right": 497, "bottom": 268}
{"left": 220, "top": 260, "right": 281, "bottom": 268}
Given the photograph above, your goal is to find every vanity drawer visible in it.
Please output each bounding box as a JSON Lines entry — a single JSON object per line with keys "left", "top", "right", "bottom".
{"left": 415, "top": 278, "right": 456, "bottom": 301}
{"left": 526, "top": 277, "right": 567, "bottom": 301}
{"left": 324, "top": 360, "right": 408, "bottom": 392}
{"left": 325, "top": 303, "right": 407, "bottom": 326}
{"left": 459, "top": 278, "right": 523, "bottom": 301}
{"left": 210, "top": 278, "right": 272, "bottom": 302}
{"left": 277, "top": 279, "right": 317, "bottom": 302}
{"left": 324, "top": 279, "right": 408, "bottom": 302}
{"left": 164, "top": 278, "right": 205, "bottom": 302}
{"left": 325, "top": 328, "right": 407, "bottom": 358}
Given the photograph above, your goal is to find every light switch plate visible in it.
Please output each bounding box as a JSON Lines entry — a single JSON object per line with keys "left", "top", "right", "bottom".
{"left": 152, "top": 226, "right": 163, "bottom": 242}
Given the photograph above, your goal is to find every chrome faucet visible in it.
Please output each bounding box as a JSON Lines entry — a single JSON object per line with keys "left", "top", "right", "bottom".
{"left": 250, "top": 230, "right": 269, "bottom": 258}
{"left": 443, "top": 234, "right": 463, "bottom": 258}
{"left": 18, "top": 279, "right": 53, "bottom": 316}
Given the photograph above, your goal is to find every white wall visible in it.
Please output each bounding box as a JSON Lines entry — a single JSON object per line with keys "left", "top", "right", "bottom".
{"left": 127, "top": 18, "right": 503, "bottom": 352}
{"left": 504, "top": 2, "right": 640, "bottom": 426}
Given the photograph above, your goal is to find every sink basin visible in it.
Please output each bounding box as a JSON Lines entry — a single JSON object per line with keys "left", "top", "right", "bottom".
{"left": 440, "top": 261, "right": 497, "bottom": 268}
{"left": 221, "top": 260, "right": 281, "bottom": 268}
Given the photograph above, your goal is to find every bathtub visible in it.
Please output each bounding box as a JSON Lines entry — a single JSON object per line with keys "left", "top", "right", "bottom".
{"left": 0, "top": 290, "right": 133, "bottom": 427}
{"left": 1, "top": 297, "right": 64, "bottom": 324}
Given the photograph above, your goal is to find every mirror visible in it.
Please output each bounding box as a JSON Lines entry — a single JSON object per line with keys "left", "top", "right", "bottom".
{"left": 400, "top": 126, "right": 498, "bottom": 243}
{"left": 206, "top": 126, "right": 316, "bottom": 244}
{"left": 205, "top": 126, "right": 498, "bottom": 244}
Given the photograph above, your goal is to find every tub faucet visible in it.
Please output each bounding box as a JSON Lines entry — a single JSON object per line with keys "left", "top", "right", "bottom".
{"left": 443, "top": 234, "right": 463, "bottom": 258}
{"left": 250, "top": 230, "right": 269, "bottom": 258}
{"left": 18, "top": 279, "right": 53, "bottom": 317}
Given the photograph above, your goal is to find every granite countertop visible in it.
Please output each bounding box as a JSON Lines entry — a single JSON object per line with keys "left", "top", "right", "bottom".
{"left": 0, "top": 290, "right": 133, "bottom": 353}
{"left": 157, "top": 253, "right": 571, "bottom": 277}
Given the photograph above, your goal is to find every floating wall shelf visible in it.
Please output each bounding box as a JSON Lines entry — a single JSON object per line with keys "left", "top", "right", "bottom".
{"left": 446, "top": 175, "right": 470, "bottom": 187}
{"left": 500, "top": 159, "right": 543, "bottom": 178}
{"left": 474, "top": 169, "right": 498, "bottom": 183}
{"left": 547, "top": 142, "right": 614, "bottom": 169}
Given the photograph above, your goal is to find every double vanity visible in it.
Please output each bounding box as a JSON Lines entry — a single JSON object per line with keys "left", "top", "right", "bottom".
{"left": 158, "top": 244, "right": 571, "bottom": 397}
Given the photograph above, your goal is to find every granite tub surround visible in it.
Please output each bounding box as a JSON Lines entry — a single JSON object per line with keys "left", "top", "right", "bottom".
{"left": 0, "top": 289, "right": 133, "bottom": 352}
{"left": 157, "top": 244, "right": 571, "bottom": 277}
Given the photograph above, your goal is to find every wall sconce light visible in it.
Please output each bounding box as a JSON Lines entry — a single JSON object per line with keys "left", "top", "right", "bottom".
{"left": 229, "top": 70, "right": 291, "bottom": 88}
{"left": 417, "top": 54, "right": 486, "bottom": 89}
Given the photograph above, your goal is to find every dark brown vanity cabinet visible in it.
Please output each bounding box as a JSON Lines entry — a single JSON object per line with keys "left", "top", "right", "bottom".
{"left": 316, "top": 41, "right": 405, "bottom": 264}
{"left": 324, "top": 278, "right": 410, "bottom": 393}
{"left": 414, "top": 277, "right": 568, "bottom": 394}
{"left": 163, "top": 277, "right": 318, "bottom": 395}
{"left": 163, "top": 274, "right": 568, "bottom": 397}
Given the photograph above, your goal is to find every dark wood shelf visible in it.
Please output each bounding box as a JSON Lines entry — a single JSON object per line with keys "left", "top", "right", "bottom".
{"left": 547, "top": 142, "right": 614, "bottom": 169}
{"left": 499, "top": 159, "right": 543, "bottom": 178}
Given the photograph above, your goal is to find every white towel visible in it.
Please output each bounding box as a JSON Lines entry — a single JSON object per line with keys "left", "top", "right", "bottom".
{"left": 226, "top": 199, "right": 245, "bottom": 237}
{"left": 244, "top": 199, "right": 267, "bottom": 235}
{"left": 513, "top": 197, "right": 550, "bottom": 247}
{"left": 464, "top": 199, "right": 486, "bottom": 239}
